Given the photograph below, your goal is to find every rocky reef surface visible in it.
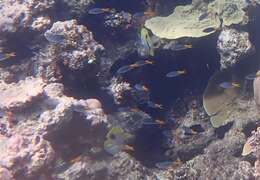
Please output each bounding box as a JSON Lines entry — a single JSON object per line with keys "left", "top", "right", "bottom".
{"left": 0, "top": 0, "right": 260, "bottom": 179}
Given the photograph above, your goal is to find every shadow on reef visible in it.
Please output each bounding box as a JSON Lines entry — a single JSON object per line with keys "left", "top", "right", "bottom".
{"left": 133, "top": 125, "right": 166, "bottom": 167}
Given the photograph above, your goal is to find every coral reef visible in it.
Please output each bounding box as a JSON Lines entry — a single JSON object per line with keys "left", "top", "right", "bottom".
{"left": 0, "top": 134, "right": 55, "bottom": 179}
{"left": 203, "top": 70, "right": 239, "bottom": 128}
{"left": 44, "top": 20, "right": 104, "bottom": 71}
{"left": 107, "top": 77, "right": 131, "bottom": 104}
{"left": 217, "top": 28, "right": 254, "bottom": 70}
{"left": 60, "top": 0, "right": 94, "bottom": 16}
{"left": 0, "top": 0, "right": 260, "bottom": 179}
{"left": 0, "top": 77, "right": 45, "bottom": 111}
{"left": 254, "top": 75, "right": 260, "bottom": 107}
{"left": 0, "top": 0, "right": 54, "bottom": 33}
{"left": 0, "top": 79, "right": 107, "bottom": 179}
{"left": 243, "top": 127, "right": 260, "bottom": 179}
{"left": 145, "top": 0, "right": 248, "bottom": 39}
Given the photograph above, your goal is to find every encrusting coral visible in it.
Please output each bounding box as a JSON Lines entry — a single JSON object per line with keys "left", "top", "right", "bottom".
{"left": 145, "top": 0, "right": 249, "bottom": 39}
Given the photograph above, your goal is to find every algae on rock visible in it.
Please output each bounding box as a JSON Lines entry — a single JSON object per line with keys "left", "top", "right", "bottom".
{"left": 145, "top": 0, "right": 248, "bottom": 40}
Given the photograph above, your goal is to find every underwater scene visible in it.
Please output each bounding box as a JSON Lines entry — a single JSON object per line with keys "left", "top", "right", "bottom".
{"left": 1, "top": 0, "right": 260, "bottom": 179}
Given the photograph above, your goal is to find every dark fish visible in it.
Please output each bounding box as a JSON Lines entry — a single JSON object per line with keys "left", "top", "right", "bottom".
{"left": 219, "top": 82, "right": 240, "bottom": 89}
{"left": 203, "top": 27, "right": 216, "bottom": 33}
{"left": 155, "top": 161, "right": 172, "bottom": 169}
{"left": 172, "top": 44, "right": 192, "bottom": 51}
{"left": 198, "top": 12, "right": 209, "bottom": 21}
{"left": 166, "top": 70, "right": 186, "bottom": 78}
{"left": 116, "top": 65, "right": 135, "bottom": 74}
{"left": 88, "top": 8, "right": 114, "bottom": 15}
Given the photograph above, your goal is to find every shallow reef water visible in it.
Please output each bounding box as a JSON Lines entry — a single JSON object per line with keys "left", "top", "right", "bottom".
{"left": 0, "top": 0, "right": 260, "bottom": 179}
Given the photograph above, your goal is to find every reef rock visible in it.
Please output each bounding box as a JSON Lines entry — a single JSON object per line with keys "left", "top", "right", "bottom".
{"left": 61, "top": 0, "right": 94, "bottom": 16}
{"left": 0, "top": 81, "right": 108, "bottom": 178}
{"left": 0, "top": 134, "right": 55, "bottom": 179}
{"left": 145, "top": 0, "right": 248, "bottom": 40}
{"left": 39, "top": 83, "right": 107, "bottom": 138}
{"left": 0, "top": 166, "right": 14, "bottom": 180}
{"left": 0, "top": 0, "right": 54, "bottom": 33}
{"left": 108, "top": 152, "right": 156, "bottom": 180}
{"left": 217, "top": 28, "right": 254, "bottom": 69}
{"left": 107, "top": 77, "right": 131, "bottom": 105}
{"left": 44, "top": 20, "right": 104, "bottom": 71}
{"left": 254, "top": 76, "right": 260, "bottom": 107}
{"left": 0, "top": 77, "right": 45, "bottom": 111}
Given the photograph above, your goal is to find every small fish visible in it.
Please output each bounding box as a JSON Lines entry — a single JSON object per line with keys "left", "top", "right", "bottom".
{"left": 155, "top": 119, "right": 166, "bottom": 126}
{"left": 143, "top": 119, "right": 165, "bottom": 126}
{"left": 155, "top": 161, "right": 173, "bottom": 169}
{"left": 70, "top": 155, "right": 83, "bottom": 164}
{"left": 133, "top": 12, "right": 146, "bottom": 19}
{"left": 133, "top": 11, "right": 155, "bottom": 19}
{"left": 116, "top": 65, "right": 135, "bottom": 74}
{"left": 219, "top": 82, "right": 240, "bottom": 89}
{"left": 172, "top": 44, "right": 193, "bottom": 51}
{"left": 122, "top": 144, "right": 135, "bottom": 152}
{"left": 182, "top": 126, "right": 198, "bottom": 135}
{"left": 134, "top": 60, "right": 154, "bottom": 66}
{"left": 202, "top": 27, "right": 217, "bottom": 33}
{"left": 198, "top": 12, "right": 209, "bottom": 21}
{"left": 147, "top": 101, "right": 163, "bottom": 109}
{"left": 134, "top": 84, "right": 149, "bottom": 92}
{"left": 88, "top": 8, "right": 115, "bottom": 15}
{"left": 0, "top": 52, "right": 16, "bottom": 62}
{"left": 166, "top": 70, "right": 186, "bottom": 78}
